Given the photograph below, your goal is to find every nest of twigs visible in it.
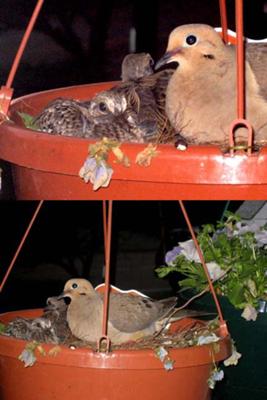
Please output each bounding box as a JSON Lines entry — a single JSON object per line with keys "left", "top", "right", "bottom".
{"left": 55, "top": 318, "right": 219, "bottom": 352}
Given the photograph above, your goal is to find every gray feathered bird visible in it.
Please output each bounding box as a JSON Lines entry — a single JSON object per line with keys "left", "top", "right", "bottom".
{"left": 59, "top": 278, "right": 211, "bottom": 345}
{"left": 4, "top": 296, "right": 71, "bottom": 344}
{"left": 33, "top": 98, "right": 93, "bottom": 138}
{"left": 121, "top": 52, "right": 154, "bottom": 81}
{"left": 34, "top": 53, "right": 175, "bottom": 144}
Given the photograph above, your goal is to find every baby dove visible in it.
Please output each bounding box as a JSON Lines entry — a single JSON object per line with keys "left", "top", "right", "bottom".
{"left": 34, "top": 53, "right": 174, "bottom": 144}
{"left": 4, "top": 296, "right": 71, "bottom": 344}
{"left": 121, "top": 52, "right": 154, "bottom": 81}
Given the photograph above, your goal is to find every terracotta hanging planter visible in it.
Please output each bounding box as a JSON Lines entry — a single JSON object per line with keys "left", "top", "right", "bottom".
{"left": 0, "top": 308, "right": 231, "bottom": 400}
{"left": 0, "top": 201, "right": 232, "bottom": 399}
{"left": 1, "top": 82, "right": 267, "bottom": 200}
{"left": 0, "top": 0, "right": 265, "bottom": 201}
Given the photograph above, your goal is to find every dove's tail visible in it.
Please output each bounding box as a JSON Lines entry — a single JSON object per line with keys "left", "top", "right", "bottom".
{"left": 169, "top": 309, "right": 215, "bottom": 321}
{"left": 156, "top": 296, "right": 178, "bottom": 319}
{"left": 155, "top": 308, "right": 215, "bottom": 337}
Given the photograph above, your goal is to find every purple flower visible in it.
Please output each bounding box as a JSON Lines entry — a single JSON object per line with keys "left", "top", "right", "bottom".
{"left": 179, "top": 239, "right": 200, "bottom": 262}
{"left": 84, "top": 156, "right": 97, "bottom": 172}
{"left": 165, "top": 246, "right": 181, "bottom": 265}
{"left": 234, "top": 222, "right": 267, "bottom": 247}
{"left": 79, "top": 157, "right": 113, "bottom": 190}
{"left": 79, "top": 156, "right": 97, "bottom": 183}
{"left": 19, "top": 349, "right": 36, "bottom": 367}
{"left": 156, "top": 346, "right": 168, "bottom": 361}
{"left": 93, "top": 161, "right": 113, "bottom": 191}
{"left": 164, "top": 359, "right": 175, "bottom": 371}
{"left": 255, "top": 230, "right": 267, "bottom": 246}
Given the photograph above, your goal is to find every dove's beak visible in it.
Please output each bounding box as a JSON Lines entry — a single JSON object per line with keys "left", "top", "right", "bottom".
{"left": 56, "top": 292, "right": 72, "bottom": 305}
{"left": 57, "top": 291, "right": 69, "bottom": 300}
{"left": 155, "top": 48, "right": 182, "bottom": 70}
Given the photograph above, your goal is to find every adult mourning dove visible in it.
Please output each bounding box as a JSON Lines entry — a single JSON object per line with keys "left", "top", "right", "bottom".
{"left": 33, "top": 53, "right": 175, "bottom": 144}
{"left": 4, "top": 296, "right": 71, "bottom": 344}
{"left": 60, "top": 278, "right": 205, "bottom": 345}
{"left": 155, "top": 24, "right": 267, "bottom": 151}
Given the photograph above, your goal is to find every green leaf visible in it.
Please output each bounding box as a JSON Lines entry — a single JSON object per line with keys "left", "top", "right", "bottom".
{"left": 155, "top": 265, "right": 178, "bottom": 278}
{"left": 0, "top": 322, "right": 6, "bottom": 333}
{"left": 17, "top": 112, "right": 38, "bottom": 130}
{"left": 179, "top": 278, "right": 199, "bottom": 287}
{"left": 157, "top": 211, "right": 267, "bottom": 315}
{"left": 227, "top": 282, "right": 246, "bottom": 308}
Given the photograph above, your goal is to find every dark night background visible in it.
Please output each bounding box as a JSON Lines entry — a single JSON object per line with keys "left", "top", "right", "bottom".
{"left": 1, "top": 0, "right": 267, "bottom": 97}
{"left": 0, "top": 200, "right": 242, "bottom": 312}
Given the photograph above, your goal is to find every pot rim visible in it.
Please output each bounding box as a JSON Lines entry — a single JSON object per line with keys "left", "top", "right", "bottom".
{"left": 1, "top": 82, "right": 266, "bottom": 200}
{"left": 0, "top": 80, "right": 267, "bottom": 186}
{"left": 0, "top": 308, "right": 231, "bottom": 370}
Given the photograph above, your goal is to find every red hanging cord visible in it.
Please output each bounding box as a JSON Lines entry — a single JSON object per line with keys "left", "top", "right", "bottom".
{"left": 102, "top": 201, "right": 107, "bottom": 258}
{"left": 0, "top": 0, "right": 44, "bottom": 116}
{"left": 98, "top": 200, "right": 113, "bottom": 351}
{"left": 178, "top": 201, "right": 227, "bottom": 332}
{"left": 0, "top": 201, "right": 44, "bottom": 292}
{"left": 219, "top": 0, "right": 228, "bottom": 43}
{"left": 235, "top": 0, "right": 245, "bottom": 119}
{"left": 229, "top": 0, "right": 253, "bottom": 155}
{"left": 6, "top": 0, "right": 44, "bottom": 89}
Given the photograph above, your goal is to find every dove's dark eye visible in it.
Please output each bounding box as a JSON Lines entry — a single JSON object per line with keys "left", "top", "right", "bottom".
{"left": 99, "top": 102, "right": 107, "bottom": 112}
{"left": 72, "top": 283, "right": 78, "bottom": 289}
{"left": 186, "top": 35, "right": 197, "bottom": 46}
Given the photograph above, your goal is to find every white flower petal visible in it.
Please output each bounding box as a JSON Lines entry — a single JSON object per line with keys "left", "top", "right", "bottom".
{"left": 241, "top": 304, "right": 258, "bottom": 321}
{"left": 164, "top": 359, "right": 175, "bottom": 371}
{"left": 156, "top": 346, "right": 168, "bottom": 362}
{"left": 197, "top": 333, "right": 220, "bottom": 345}
{"left": 18, "top": 349, "right": 36, "bottom": 367}
{"left": 93, "top": 162, "right": 113, "bottom": 191}
{"left": 206, "top": 262, "right": 224, "bottom": 280}
{"left": 179, "top": 239, "right": 200, "bottom": 262}
{"left": 208, "top": 368, "right": 224, "bottom": 389}
{"left": 224, "top": 349, "right": 242, "bottom": 366}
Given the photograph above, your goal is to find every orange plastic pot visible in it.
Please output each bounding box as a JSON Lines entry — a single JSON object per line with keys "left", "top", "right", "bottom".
{"left": 1, "top": 82, "right": 267, "bottom": 200}
{"left": 0, "top": 309, "right": 231, "bottom": 400}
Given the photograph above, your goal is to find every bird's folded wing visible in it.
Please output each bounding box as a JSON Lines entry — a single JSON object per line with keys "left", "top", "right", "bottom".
{"left": 246, "top": 43, "right": 267, "bottom": 101}
{"left": 107, "top": 294, "right": 177, "bottom": 333}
